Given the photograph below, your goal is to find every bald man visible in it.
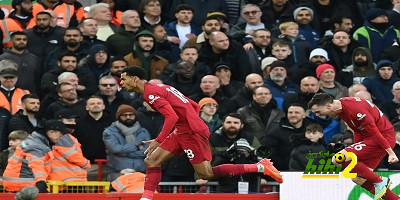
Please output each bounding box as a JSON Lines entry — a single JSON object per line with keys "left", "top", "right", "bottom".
{"left": 283, "top": 76, "right": 323, "bottom": 112}
{"left": 232, "top": 73, "right": 264, "bottom": 109}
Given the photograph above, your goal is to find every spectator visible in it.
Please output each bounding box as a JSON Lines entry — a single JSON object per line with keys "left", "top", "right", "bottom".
{"left": 209, "top": 113, "right": 261, "bottom": 193}
{"left": 348, "top": 83, "right": 368, "bottom": 97}
{"left": 244, "top": 29, "right": 272, "bottom": 75}
{"left": 199, "top": 97, "right": 222, "bottom": 133}
{"left": 124, "top": 30, "right": 169, "bottom": 80}
{"left": 149, "top": 24, "right": 181, "bottom": 64}
{"left": 263, "top": 60, "right": 299, "bottom": 110}
{"left": 184, "top": 15, "right": 221, "bottom": 50}
{"left": 43, "top": 27, "right": 90, "bottom": 73}
{"left": 270, "top": 40, "right": 297, "bottom": 80}
{"left": 198, "top": 31, "right": 251, "bottom": 82}
{"left": 0, "top": 31, "right": 40, "bottom": 94}
{"left": 293, "top": 7, "right": 320, "bottom": 49}
{"left": 138, "top": 0, "right": 164, "bottom": 29}
{"left": 362, "top": 60, "right": 400, "bottom": 104}
{"left": 231, "top": 73, "right": 264, "bottom": 109}
{"left": 106, "top": 10, "right": 142, "bottom": 56}
{"left": 353, "top": 90, "right": 373, "bottom": 102}
{"left": 190, "top": 75, "right": 236, "bottom": 118}
{"left": 289, "top": 123, "right": 327, "bottom": 171}
{"left": 8, "top": 94, "right": 41, "bottom": 133}
{"left": 97, "top": 76, "right": 130, "bottom": 116}
{"left": 343, "top": 47, "right": 375, "bottom": 84}
{"left": 379, "top": 122, "right": 400, "bottom": 170}
{"left": 164, "top": 4, "right": 201, "bottom": 49}
{"left": 111, "top": 168, "right": 146, "bottom": 193}
{"left": 79, "top": 44, "right": 111, "bottom": 83}
{"left": 260, "top": 57, "right": 278, "bottom": 78}
{"left": 316, "top": 64, "right": 349, "bottom": 99}
{"left": 32, "top": 0, "right": 74, "bottom": 28}
{"left": 353, "top": 8, "right": 398, "bottom": 62}
{"left": 180, "top": 0, "right": 228, "bottom": 27}
{"left": 98, "top": 0, "right": 122, "bottom": 25}
{"left": 380, "top": 81, "right": 400, "bottom": 121}
{"left": 259, "top": 0, "right": 297, "bottom": 37}
{"left": 44, "top": 83, "right": 86, "bottom": 120}
{"left": 213, "top": 61, "right": 244, "bottom": 98}
{"left": 0, "top": 66, "right": 30, "bottom": 115}
{"left": 291, "top": 48, "right": 330, "bottom": 85}
{"left": 78, "top": 18, "right": 105, "bottom": 47}
{"left": 163, "top": 61, "right": 201, "bottom": 96}
{"left": 53, "top": 109, "right": 77, "bottom": 134}
{"left": 24, "top": 11, "right": 65, "bottom": 67}
{"left": 103, "top": 104, "right": 150, "bottom": 181}
{"left": 229, "top": 4, "right": 265, "bottom": 44}
{"left": 89, "top": 3, "right": 118, "bottom": 41}
{"left": 321, "top": 14, "right": 354, "bottom": 42}
{"left": 75, "top": 95, "right": 114, "bottom": 180}
{"left": 237, "top": 86, "right": 285, "bottom": 140}
{"left": 0, "top": 130, "right": 29, "bottom": 176}
{"left": 262, "top": 104, "right": 311, "bottom": 171}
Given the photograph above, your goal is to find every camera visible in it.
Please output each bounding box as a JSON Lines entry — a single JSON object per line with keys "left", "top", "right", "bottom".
{"left": 226, "top": 138, "right": 272, "bottom": 161}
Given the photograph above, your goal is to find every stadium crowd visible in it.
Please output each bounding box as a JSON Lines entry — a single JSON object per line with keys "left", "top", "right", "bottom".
{"left": 0, "top": 0, "right": 400, "bottom": 194}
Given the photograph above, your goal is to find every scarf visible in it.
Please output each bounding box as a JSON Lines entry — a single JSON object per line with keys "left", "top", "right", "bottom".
{"left": 114, "top": 121, "right": 141, "bottom": 145}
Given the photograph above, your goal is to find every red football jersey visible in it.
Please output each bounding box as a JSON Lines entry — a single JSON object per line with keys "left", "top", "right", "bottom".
{"left": 338, "top": 97, "right": 394, "bottom": 149}
{"left": 143, "top": 83, "right": 209, "bottom": 143}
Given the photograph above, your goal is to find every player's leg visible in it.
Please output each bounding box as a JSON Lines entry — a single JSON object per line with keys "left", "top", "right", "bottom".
{"left": 351, "top": 169, "right": 398, "bottom": 200}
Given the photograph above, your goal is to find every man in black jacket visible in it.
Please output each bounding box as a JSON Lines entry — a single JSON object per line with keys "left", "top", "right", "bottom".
{"left": 8, "top": 94, "right": 41, "bottom": 133}
{"left": 231, "top": 73, "right": 264, "bottom": 109}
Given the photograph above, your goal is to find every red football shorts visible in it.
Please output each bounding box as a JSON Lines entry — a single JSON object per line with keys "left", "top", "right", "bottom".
{"left": 345, "top": 136, "right": 395, "bottom": 169}
{"left": 159, "top": 128, "right": 212, "bottom": 164}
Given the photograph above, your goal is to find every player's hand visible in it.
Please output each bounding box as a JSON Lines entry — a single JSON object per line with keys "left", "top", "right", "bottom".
{"left": 388, "top": 153, "right": 399, "bottom": 164}
{"left": 143, "top": 139, "right": 160, "bottom": 156}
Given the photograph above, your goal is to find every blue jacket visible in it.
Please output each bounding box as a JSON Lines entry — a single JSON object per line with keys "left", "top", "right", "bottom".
{"left": 353, "top": 22, "right": 399, "bottom": 62}
{"left": 164, "top": 20, "right": 202, "bottom": 38}
{"left": 308, "top": 113, "right": 340, "bottom": 143}
{"left": 362, "top": 72, "right": 400, "bottom": 105}
{"left": 298, "top": 24, "right": 320, "bottom": 49}
{"left": 264, "top": 78, "right": 299, "bottom": 110}
{"left": 103, "top": 121, "right": 150, "bottom": 181}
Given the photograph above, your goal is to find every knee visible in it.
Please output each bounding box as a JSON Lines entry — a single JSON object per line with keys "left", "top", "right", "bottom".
{"left": 144, "top": 157, "right": 161, "bottom": 168}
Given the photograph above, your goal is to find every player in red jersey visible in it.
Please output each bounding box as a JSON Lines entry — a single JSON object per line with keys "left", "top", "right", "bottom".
{"left": 309, "top": 93, "right": 399, "bottom": 200}
{"left": 120, "top": 66, "right": 283, "bottom": 200}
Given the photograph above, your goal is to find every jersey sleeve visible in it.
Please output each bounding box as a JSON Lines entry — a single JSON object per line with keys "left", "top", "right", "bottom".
{"left": 154, "top": 103, "right": 178, "bottom": 143}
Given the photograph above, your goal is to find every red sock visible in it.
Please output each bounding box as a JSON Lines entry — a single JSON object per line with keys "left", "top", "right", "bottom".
{"left": 342, "top": 161, "right": 381, "bottom": 183}
{"left": 141, "top": 167, "right": 162, "bottom": 199}
{"left": 383, "top": 190, "right": 399, "bottom": 200}
{"left": 361, "top": 179, "right": 375, "bottom": 194}
{"left": 212, "top": 164, "right": 258, "bottom": 178}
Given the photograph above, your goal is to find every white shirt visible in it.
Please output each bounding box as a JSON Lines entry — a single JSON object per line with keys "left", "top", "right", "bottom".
{"left": 176, "top": 24, "right": 191, "bottom": 49}
{"left": 245, "top": 23, "right": 265, "bottom": 38}
{"left": 97, "top": 25, "right": 115, "bottom": 41}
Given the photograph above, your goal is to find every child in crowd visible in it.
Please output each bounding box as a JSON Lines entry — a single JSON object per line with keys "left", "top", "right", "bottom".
{"left": 289, "top": 123, "right": 327, "bottom": 171}
{"left": 0, "top": 131, "right": 30, "bottom": 177}
{"left": 278, "top": 22, "right": 312, "bottom": 66}
{"left": 270, "top": 39, "right": 298, "bottom": 79}
{"left": 199, "top": 97, "right": 222, "bottom": 133}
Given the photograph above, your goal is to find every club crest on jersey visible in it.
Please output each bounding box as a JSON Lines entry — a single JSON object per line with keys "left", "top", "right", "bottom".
{"left": 356, "top": 113, "right": 366, "bottom": 121}
{"left": 148, "top": 95, "right": 160, "bottom": 104}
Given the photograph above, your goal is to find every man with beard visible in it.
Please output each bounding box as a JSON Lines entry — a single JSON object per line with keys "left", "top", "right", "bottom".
{"left": 32, "top": 0, "right": 74, "bottom": 28}
{"left": 262, "top": 104, "right": 311, "bottom": 171}
{"left": 208, "top": 113, "right": 261, "bottom": 193}
{"left": 163, "top": 61, "right": 201, "bottom": 96}
{"left": 8, "top": 94, "right": 41, "bottom": 133}
{"left": 103, "top": 104, "right": 151, "bottom": 181}
{"left": 43, "top": 27, "right": 90, "bottom": 73}
{"left": 291, "top": 48, "right": 330, "bottom": 85}
{"left": 264, "top": 61, "right": 299, "bottom": 110}
{"left": 344, "top": 47, "right": 376, "bottom": 84}
{"left": 184, "top": 15, "right": 221, "bottom": 50}
{"left": 237, "top": 86, "right": 285, "bottom": 140}
{"left": 79, "top": 18, "right": 105, "bottom": 48}
{"left": 75, "top": 95, "right": 114, "bottom": 180}
{"left": 150, "top": 24, "right": 181, "bottom": 64}
{"left": 124, "top": 30, "right": 169, "bottom": 80}
{"left": 96, "top": 76, "right": 130, "bottom": 116}
{"left": 24, "top": 11, "right": 65, "bottom": 67}
{"left": 44, "top": 82, "right": 86, "bottom": 120}
{"left": 231, "top": 73, "right": 264, "bottom": 109}
{"left": 107, "top": 10, "right": 142, "bottom": 56}
{"left": 353, "top": 8, "right": 399, "bottom": 62}
{"left": 0, "top": 0, "right": 35, "bottom": 48}
{"left": 0, "top": 32, "right": 40, "bottom": 94}
{"left": 293, "top": 7, "right": 320, "bottom": 49}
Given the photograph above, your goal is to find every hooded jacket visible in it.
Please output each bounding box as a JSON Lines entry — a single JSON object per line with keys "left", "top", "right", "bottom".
{"left": 124, "top": 30, "right": 169, "bottom": 80}
{"left": 79, "top": 44, "right": 111, "bottom": 83}
{"left": 343, "top": 47, "right": 376, "bottom": 84}
{"left": 106, "top": 25, "right": 141, "bottom": 56}
{"left": 289, "top": 135, "right": 327, "bottom": 171}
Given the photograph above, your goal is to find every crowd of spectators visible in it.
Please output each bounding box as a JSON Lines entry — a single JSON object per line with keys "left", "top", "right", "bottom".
{"left": 0, "top": 0, "right": 400, "bottom": 193}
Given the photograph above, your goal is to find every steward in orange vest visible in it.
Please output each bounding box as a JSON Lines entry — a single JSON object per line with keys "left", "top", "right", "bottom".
{"left": 111, "top": 169, "right": 145, "bottom": 193}
{"left": 48, "top": 133, "right": 91, "bottom": 182}
{"left": 0, "top": 67, "right": 30, "bottom": 114}
{"left": 1, "top": 120, "right": 65, "bottom": 192}
{"left": 32, "top": 0, "right": 74, "bottom": 28}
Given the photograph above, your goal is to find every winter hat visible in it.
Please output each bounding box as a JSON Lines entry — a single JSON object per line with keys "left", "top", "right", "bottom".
{"left": 376, "top": 60, "right": 393, "bottom": 70}
{"left": 90, "top": 44, "right": 108, "bottom": 55}
{"left": 214, "top": 61, "right": 231, "bottom": 72}
{"left": 366, "top": 8, "right": 387, "bottom": 22}
{"left": 227, "top": 138, "right": 255, "bottom": 152}
{"left": 116, "top": 104, "right": 136, "bottom": 119}
{"left": 293, "top": 6, "right": 314, "bottom": 20}
{"left": 198, "top": 97, "right": 218, "bottom": 109}
{"left": 269, "top": 60, "right": 287, "bottom": 71}
{"left": 261, "top": 57, "right": 278, "bottom": 71}
{"left": 309, "top": 48, "right": 329, "bottom": 61}
{"left": 316, "top": 64, "right": 335, "bottom": 79}
{"left": 44, "top": 119, "right": 68, "bottom": 134}
{"left": 12, "top": 0, "right": 33, "bottom": 9}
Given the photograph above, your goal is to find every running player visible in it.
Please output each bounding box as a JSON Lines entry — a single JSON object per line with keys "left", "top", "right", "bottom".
{"left": 309, "top": 93, "right": 399, "bottom": 200}
{"left": 120, "top": 66, "right": 283, "bottom": 200}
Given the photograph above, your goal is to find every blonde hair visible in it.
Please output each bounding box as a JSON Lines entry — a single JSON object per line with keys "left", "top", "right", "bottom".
{"left": 279, "top": 22, "right": 298, "bottom": 31}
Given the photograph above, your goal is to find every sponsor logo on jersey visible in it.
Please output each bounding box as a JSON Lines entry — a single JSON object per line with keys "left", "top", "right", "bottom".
{"left": 356, "top": 113, "right": 366, "bottom": 121}
{"left": 148, "top": 94, "right": 160, "bottom": 104}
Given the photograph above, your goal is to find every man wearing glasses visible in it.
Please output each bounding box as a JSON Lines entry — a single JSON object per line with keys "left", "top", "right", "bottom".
{"left": 229, "top": 4, "right": 265, "bottom": 44}
{"left": 97, "top": 76, "right": 130, "bottom": 116}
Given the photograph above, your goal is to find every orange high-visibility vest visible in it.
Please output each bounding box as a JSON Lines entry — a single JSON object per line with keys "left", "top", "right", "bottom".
{"left": 112, "top": 10, "right": 122, "bottom": 26}
{"left": 111, "top": 172, "right": 146, "bottom": 193}
{"left": 0, "top": 88, "right": 29, "bottom": 114}
{"left": 0, "top": 18, "right": 35, "bottom": 47}
{"left": 48, "top": 134, "right": 91, "bottom": 182}
{"left": 32, "top": 2, "right": 74, "bottom": 28}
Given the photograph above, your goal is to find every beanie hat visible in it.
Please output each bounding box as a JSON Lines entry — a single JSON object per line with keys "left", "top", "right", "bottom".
{"left": 376, "top": 60, "right": 393, "bottom": 70}
{"left": 12, "top": 0, "right": 33, "bottom": 9}
{"left": 309, "top": 48, "right": 329, "bottom": 61}
{"left": 366, "top": 8, "right": 387, "bottom": 22}
{"left": 214, "top": 61, "right": 230, "bottom": 72}
{"left": 261, "top": 57, "right": 278, "bottom": 71}
{"left": 269, "top": 61, "right": 287, "bottom": 71}
{"left": 44, "top": 119, "right": 68, "bottom": 134}
{"left": 116, "top": 104, "right": 136, "bottom": 119}
{"left": 293, "top": 6, "right": 314, "bottom": 20}
{"left": 316, "top": 64, "right": 335, "bottom": 79}
{"left": 198, "top": 97, "right": 218, "bottom": 109}
{"left": 90, "top": 44, "right": 108, "bottom": 55}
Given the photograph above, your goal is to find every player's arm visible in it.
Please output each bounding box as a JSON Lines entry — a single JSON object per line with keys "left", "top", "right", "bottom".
{"left": 154, "top": 103, "right": 179, "bottom": 143}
